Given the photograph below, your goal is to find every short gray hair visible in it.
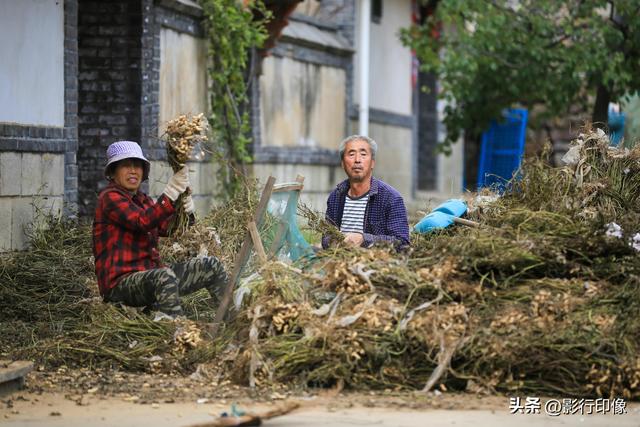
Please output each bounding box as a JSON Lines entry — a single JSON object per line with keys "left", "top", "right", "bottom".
{"left": 338, "top": 135, "right": 378, "bottom": 160}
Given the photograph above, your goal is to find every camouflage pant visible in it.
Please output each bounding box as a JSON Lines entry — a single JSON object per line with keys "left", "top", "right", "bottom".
{"left": 105, "top": 256, "right": 228, "bottom": 316}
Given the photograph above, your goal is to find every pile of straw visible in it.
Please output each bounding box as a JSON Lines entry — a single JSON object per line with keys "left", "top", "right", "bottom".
{"left": 1, "top": 128, "right": 639, "bottom": 399}
{"left": 221, "top": 128, "right": 640, "bottom": 397}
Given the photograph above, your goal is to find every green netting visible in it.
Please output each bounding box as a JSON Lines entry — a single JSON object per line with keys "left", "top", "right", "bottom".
{"left": 233, "top": 183, "right": 315, "bottom": 309}
{"left": 264, "top": 184, "right": 314, "bottom": 262}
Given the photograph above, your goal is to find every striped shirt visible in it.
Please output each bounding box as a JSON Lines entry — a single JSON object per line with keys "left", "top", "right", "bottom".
{"left": 323, "top": 177, "right": 410, "bottom": 249}
{"left": 340, "top": 192, "right": 369, "bottom": 234}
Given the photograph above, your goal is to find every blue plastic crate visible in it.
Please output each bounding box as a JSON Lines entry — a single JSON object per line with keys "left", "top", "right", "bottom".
{"left": 477, "top": 108, "right": 528, "bottom": 189}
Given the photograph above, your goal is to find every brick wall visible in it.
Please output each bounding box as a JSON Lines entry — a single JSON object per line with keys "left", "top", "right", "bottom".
{"left": 77, "top": 0, "right": 142, "bottom": 216}
{"left": 141, "top": 0, "right": 161, "bottom": 162}
{"left": 64, "top": 0, "right": 80, "bottom": 213}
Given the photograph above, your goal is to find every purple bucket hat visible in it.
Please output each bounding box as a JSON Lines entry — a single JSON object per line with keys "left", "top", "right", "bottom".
{"left": 104, "top": 141, "right": 151, "bottom": 181}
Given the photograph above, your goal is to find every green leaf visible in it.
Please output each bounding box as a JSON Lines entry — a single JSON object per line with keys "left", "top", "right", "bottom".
{"left": 401, "top": 0, "right": 640, "bottom": 146}
{"left": 199, "top": 0, "right": 270, "bottom": 199}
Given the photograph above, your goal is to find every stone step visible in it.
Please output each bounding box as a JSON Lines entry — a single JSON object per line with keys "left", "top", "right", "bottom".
{"left": 0, "top": 360, "right": 34, "bottom": 395}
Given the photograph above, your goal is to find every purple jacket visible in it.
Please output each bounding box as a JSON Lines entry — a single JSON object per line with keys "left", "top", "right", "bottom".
{"left": 322, "top": 177, "right": 410, "bottom": 249}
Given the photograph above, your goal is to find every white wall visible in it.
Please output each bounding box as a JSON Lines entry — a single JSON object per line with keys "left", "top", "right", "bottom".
{"left": 354, "top": 0, "right": 413, "bottom": 116}
{"left": 0, "top": 0, "right": 65, "bottom": 127}
{"left": 367, "top": 121, "right": 413, "bottom": 199}
{"left": 437, "top": 140, "right": 465, "bottom": 195}
{"left": 436, "top": 86, "right": 465, "bottom": 195}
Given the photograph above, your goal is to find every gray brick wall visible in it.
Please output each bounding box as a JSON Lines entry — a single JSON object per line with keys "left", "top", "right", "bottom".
{"left": 141, "top": 0, "right": 161, "bottom": 162}
{"left": 64, "top": 0, "right": 79, "bottom": 213}
{"left": 76, "top": 0, "right": 210, "bottom": 215}
{"left": 77, "top": 0, "right": 142, "bottom": 216}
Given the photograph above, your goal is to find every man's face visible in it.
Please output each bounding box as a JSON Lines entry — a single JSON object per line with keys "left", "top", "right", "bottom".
{"left": 341, "top": 139, "right": 375, "bottom": 183}
{"left": 112, "top": 158, "right": 144, "bottom": 192}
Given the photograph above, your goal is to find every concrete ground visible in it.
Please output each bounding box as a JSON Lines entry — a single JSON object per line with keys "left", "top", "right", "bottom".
{"left": 2, "top": 392, "right": 638, "bottom": 427}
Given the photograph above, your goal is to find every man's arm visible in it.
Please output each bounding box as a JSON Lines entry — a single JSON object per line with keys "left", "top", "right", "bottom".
{"left": 362, "top": 195, "right": 410, "bottom": 248}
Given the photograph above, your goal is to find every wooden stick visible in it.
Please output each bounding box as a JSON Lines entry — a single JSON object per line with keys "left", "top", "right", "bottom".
{"left": 453, "top": 217, "right": 480, "bottom": 227}
{"left": 267, "top": 220, "right": 288, "bottom": 258}
{"left": 210, "top": 176, "right": 276, "bottom": 336}
{"left": 422, "top": 338, "right": 457, "bottom": 393}
{"left": 271, "top": 174, "right": 304, "bottom": 193}
{"left": 248, "top": 221, "right": 267, "bottom": 264}
{"left": 272, "top": 184, "right": 304, "bottom": 193}
{"left": 187, "top": 402, "right": 300, "bottom": 427}
{"left": 260, "top": 401, "right": 300, "bottom": 419}
{"left": 187, "top": 415, "right": 260, "bottom": 427}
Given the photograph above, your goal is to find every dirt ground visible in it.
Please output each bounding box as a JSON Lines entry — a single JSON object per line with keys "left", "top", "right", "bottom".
{"left": 1, "top": 372, "right": 638, "bottom": 427}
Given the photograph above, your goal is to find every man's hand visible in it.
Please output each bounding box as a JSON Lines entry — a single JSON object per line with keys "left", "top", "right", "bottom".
{"left": 343, "top": 232, "right": 364, "bottom": 247}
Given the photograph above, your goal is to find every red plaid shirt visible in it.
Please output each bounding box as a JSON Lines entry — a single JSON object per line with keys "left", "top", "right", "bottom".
{"left": 92, "top": 183, "right": 175, "bottom": 296}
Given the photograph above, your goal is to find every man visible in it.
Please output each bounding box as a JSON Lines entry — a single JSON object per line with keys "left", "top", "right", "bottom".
{"left": 322, "top": 135, "right": 410, "bottom": 249}
{"left": 93, "top": 140, "right": 227, "bottom": 319}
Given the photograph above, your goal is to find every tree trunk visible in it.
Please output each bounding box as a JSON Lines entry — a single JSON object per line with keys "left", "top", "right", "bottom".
{"left": 592, "top": 83, "right": 610, "bottom": 130}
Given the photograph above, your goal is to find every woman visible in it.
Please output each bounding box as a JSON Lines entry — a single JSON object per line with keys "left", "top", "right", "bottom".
{"left": 93, "top": 140, "right": 227, "bottom": 319}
